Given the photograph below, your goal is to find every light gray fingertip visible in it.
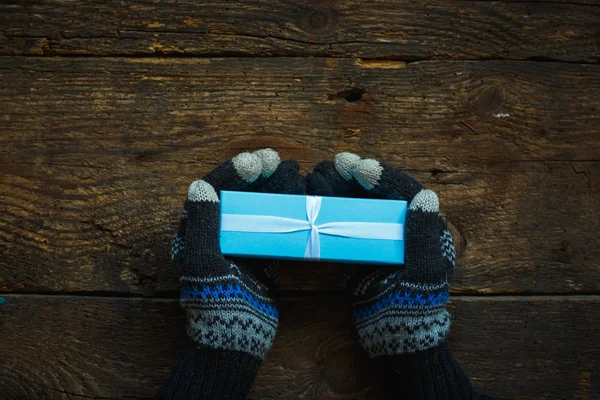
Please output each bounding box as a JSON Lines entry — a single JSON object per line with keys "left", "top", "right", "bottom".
{"left": 334, "top": 152, "right": 361, "bottom": 180}
{"left": 188, "top": 180, "right": 219, "bottom": 202}
{"left": 254, "top": 148, "right": 280, "bottom": 178}
{"left": 353, "top": 158, "right": 383, "bottom": 190}
{"left": 232, "top": 152, "right": 262, "bottom": 182}
{"left": 409, "top": 189, "right": 439, "bottom": 212}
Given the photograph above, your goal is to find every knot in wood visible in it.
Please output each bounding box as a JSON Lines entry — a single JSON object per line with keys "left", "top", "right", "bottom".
{"left": 470, "top": 84, "right": 506, "bottom": 116}
{"left": 309, "top": 11, "right": 329, "bottom": 29}
{"left": 302, "top": 8, "right": 337, "bottom": 34}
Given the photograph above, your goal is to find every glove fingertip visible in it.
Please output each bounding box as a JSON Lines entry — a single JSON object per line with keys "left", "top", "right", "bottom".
{"left": 253, "top": 148, "right": 281, "bottom": 178}
{"left": 232, "top": 152, "right": 263, "bottom": 183}
{"left": 334, "top": 152, "right": 361, "bottom": 181}
{"left": 408, "top": 189, "right": 439, "bottom": 213}
{"left": 353, "top": 158, "right": 383, "bottom": 190}
{"left": 188, "top": 180, "right": 219, "bottom": 203}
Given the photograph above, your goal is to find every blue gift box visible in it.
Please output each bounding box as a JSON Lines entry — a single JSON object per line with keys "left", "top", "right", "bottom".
{"left": 219, "top": 191, "right": 406, "bottom": 264}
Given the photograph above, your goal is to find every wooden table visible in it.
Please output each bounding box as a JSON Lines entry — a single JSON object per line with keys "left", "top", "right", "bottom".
{"left": 1, "top": 2, "right": 599, "bottom": 399}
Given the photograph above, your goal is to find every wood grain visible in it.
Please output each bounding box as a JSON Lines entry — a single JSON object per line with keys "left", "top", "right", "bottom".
{"left": 0, "top": 294, "right": 598, "bottom": 399}
{"left": 1, "top": 57, "right": 598, "bottom": 295}
{"left": 0, "top": 0, "right": 598, "bottom": 61}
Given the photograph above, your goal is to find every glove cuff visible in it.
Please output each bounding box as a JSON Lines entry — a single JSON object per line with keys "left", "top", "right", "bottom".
{"left": 376, "top": 343, "right": 479, "bottom": 400}
{"left": 156, "top": 345, "right": 262, "bottom": 400}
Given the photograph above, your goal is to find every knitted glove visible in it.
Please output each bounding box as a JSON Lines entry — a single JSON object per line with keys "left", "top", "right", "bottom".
{"left": 307, "top": 152, "right": 455, "bottom": 357}
{"left": 158, "top": 149, "right": 305, "bottom": 400}
{"left": 307, "top": 153, "right": 488, "bottom": 399}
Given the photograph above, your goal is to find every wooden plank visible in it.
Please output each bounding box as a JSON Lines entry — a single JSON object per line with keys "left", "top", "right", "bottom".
{"left": 0, "top": 58, "right": 599, "bottom": 295}
{"left": 0, "top": 294, "right": 598, "bottom": 399}
{"left": 0, "top": 1, "right": 598, "bottom": 61}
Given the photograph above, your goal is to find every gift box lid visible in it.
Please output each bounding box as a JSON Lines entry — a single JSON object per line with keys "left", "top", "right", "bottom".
{"left": 220, "top": 191, "right": 406, "bottom": 264}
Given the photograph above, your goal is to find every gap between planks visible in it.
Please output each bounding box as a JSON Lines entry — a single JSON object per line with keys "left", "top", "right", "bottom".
{"left": 0, "top": 53, "right": 599, "bottom": 65}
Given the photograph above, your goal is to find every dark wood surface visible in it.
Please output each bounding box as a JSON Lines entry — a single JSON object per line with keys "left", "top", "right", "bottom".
{"left": 1, "top": 2, "right": 599, "bottom": 399}
{"left": 1, "top": 295, "right": 599, "bottom": 399}
{"left": 1, "top": 58, "right": 598, "bottom": 295}
{"left": 1, "top": 1, "right": 598, "bottom": 61}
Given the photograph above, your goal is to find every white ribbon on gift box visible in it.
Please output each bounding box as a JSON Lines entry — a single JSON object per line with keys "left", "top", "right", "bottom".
{"left": 220, "top": 195, "right": 404, "bottom": 260}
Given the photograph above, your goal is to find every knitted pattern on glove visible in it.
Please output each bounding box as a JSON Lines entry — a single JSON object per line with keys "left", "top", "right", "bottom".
{"left": 307, "top": 153, "right": 456, "bottom": 358}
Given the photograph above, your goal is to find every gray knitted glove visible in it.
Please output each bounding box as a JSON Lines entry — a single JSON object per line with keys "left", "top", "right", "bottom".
{"left": 307, "top": 152, "right": 455, "bottom": 357}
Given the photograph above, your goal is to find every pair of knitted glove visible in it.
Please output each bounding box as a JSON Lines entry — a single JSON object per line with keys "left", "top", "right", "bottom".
{"left": 158, "top": 149, "right": 474, "bottom": 400}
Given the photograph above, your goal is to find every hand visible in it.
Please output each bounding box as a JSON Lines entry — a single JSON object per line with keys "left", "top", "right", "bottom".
{"left": 307, "top": 153, "right": 456, "bottom": 357}
{"left": 171, "top": 149, "right": 305, "bottom": 359}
